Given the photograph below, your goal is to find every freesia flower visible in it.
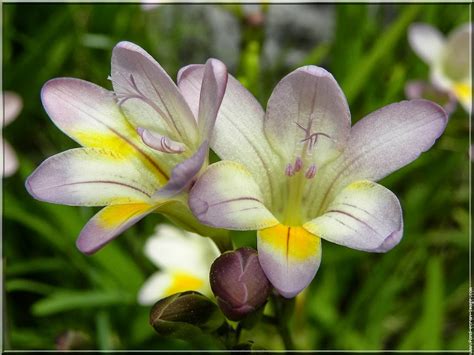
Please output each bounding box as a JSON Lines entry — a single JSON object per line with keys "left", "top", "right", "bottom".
{"left": 26, "top": 41, "right": 228, "bottom": 254}
{"left": 138, "top": 224, "right": 219, "bottom": 305}
{"left": 182, "top": 65, "right": 448, "bottom": 297}
{"left": 2, "top": 91, "right": 22, "bottom": 177}
{"left": 408, "top": 22, "right": 472, "bottom": 113}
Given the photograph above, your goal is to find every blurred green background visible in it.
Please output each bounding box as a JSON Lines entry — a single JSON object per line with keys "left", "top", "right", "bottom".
{"left": 2, "top": 3, "right": 470, "bottom": 351}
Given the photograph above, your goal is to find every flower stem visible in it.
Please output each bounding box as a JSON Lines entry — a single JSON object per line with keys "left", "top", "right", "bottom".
{"left": 272, "top": 295, "right": 295, "bottom": 350}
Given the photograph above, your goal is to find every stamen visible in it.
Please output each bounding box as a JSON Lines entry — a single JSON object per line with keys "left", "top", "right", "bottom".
{"left": 294, "top": 157, "right": 303, "bottom": 172}
{"left": 305, "top": 164, "right": 317, "bottom": 179}
{"left": 285, "top": 163, "right": 295, "bottom": 177}
{"left": 295, "top": 122, "right": 334, "bottom": 152}
{"left": 137, "top": 127, "right": 185, "bottom": 154}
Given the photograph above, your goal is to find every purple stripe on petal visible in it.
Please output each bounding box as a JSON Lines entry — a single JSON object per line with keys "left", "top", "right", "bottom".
{"left": 310, "top": 99, "right": 448, "bottom": 215}
{"left": 25, "top": 148, "right": 157, "bottom": 206}
{"left": 76, "top": 203, "right": 154, "bottom": 255}
{"left": 304, "top": 180, "right": 403, "bottom": 253}
{"left": 188, "top": 161, "right": 278, "bottom": 230}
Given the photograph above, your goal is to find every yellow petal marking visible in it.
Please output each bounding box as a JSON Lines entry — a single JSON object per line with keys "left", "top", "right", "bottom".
{"left": 259, "top": 224, "right": 320, "bottom": 261}
{"left": 75, "top": 131, "right": 137, "bottom": 157}
{"left": 74, "top": 130, "right": 169, "bottom": 184}
{"left": 164, "top": 272, "right": 204, "bottom": 297}
{"left": 97, "top": 203, "right": 153, "bottom": 228}
{"left": 452, "top": 82, "right": 471, "bottom": 105}
{"left": 346, "top": 180, "right": 376, "bottom": 191}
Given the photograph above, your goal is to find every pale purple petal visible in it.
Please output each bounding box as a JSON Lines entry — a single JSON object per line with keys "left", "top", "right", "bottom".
{"left": 257, "top": 225, "right": 321, "bottom": 298}
{"left": 26, "top": 148, "right": 158, "bottom": 206}
{"left": 177, "top": 64, "right": 201, "bottom": 118}
{"left": 2, "top": 138, "right": 18, "bottom": 177}
{"left": 189, "top": 161, "right": 278, "bottom": 230}
{"left": 197, "top": 58, "right": 228, "bottom": 141}
{"left": 264, "top": 66, "right": 351, "bottom": 168}
{"left": 4, "top": 91, "right": 22, "bottom": 126}
{"left": 153, "top": 142, "right": 208, "bottom": 199}
{"left": 111, "top": 41, "right": 198, "bottom": 146}
{"left": 42, "top": 78, "right": 130, "bottom": 145}
{"left": 408, "top": 23, "right": 445, "bottom": 64}
{"left": 310, "top": 99, "right": 448, "bottom": 214}
{"left": 345, "top": 99, "right": 447, "bottom": 180}
{"left": 178, "top": 65, "right": 279, "bottom": 207}
{"left": 41, "top": 77, "right": 172, "bottom": 181}
{"left": 304, "top": 180, "right": 403, "bottom": 253}
{"left": 76, "top": 203, "right": 155, "bottom": 255}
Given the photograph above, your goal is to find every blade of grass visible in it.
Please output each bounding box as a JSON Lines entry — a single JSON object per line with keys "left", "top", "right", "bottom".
{"left": 342, "top": 5, "right": 421, "bottom": 105}
{"left": 32, "top": 290, "right": 134, "bottom": 316}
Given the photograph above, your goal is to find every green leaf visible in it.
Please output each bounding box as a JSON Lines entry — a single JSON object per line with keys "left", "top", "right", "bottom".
{"left": 342, "top": 5, "right": 421, "bottom": 105}
{"left": 32, "top": 290, "right": 134, "bottom": 316}
{"left": 89, "top": 243, "right": 145, "bottom": 293}
{"left": 96, "top": 310, "right": 114, "bottom": 350}
{"left": 6, "top": 279, "right": 56, "bottom": 295}
{"left": 6, "top": 258, "right": 67, "bottom": 276}
{"left": 419, "top": 257, "right": 444, "bottom": 350}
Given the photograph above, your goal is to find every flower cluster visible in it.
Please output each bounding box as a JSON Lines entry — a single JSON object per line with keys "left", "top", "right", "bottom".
{"left": 26, "top": 41, "right": 447, "bottom": 301}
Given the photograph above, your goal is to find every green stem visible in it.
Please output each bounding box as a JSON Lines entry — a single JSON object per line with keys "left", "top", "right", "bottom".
{"left": 213, "top": 231, "right": 233, "bottom": 254}
{"left": 272, "top": 295, "right": 295, "bottom": 350}
{"left": 235, "top": 322, "right": 243, "bottom": 344}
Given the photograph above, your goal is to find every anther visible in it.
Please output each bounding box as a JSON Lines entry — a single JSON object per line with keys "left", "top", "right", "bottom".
{"left": 285, "top": 163, "right": 295, "bottom": 177}
{"left": 294, "top": 157, "right": 303, "bottom": 172}
{"left": 305, "top": 164, "right": 317, "bottom": 179}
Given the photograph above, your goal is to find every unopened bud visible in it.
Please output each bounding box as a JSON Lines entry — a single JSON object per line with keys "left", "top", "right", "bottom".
{"left": 149, "top": 291, "right": 225, "bottom": 338}
{"left": 210, "top": 247, "right": 272, "bottom": 321}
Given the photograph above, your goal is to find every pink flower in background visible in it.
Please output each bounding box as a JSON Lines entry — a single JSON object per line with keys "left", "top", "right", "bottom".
{"left": 2, "top": 91, "right": 22, "bottom": 177}
{"left": 183, "top": 65, "right": 447, "bottom": 298}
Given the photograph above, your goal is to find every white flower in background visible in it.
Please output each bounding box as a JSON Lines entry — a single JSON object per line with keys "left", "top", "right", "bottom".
{"left": 138, "top": 224, "right": 220, "bottom": 305}
{"left": 2, "top": 91, "right": 22, "bottom": 177}
{"left": 408, "top": 22, "right": 472, "bottom": 113}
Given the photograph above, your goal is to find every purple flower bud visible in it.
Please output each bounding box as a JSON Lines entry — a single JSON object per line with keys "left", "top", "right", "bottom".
{"left": 210, "top": 247, "right": 272, "bottom": 321}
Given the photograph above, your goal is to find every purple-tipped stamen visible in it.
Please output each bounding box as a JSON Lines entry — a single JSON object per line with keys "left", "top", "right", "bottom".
{"left": 285, "top": 163, "right": 295, "bottom": 177}
{"left": 294, "top": 157, "right": 303, "bottom": 172}
{"left": 305, "top": 164, "right": 317, "bottom": 179}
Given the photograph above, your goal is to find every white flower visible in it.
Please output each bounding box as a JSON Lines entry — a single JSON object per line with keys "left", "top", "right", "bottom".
{"left": 138, "top": 224, "right": 220, "bottom": 305}
{"left": 408, "top": 22, "right": 472, "bottom": 113}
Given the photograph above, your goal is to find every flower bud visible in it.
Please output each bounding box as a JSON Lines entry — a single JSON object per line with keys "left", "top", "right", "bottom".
{"left": 210, "top": 247, "right": 272, "bottom": 321}
{"left": 149, "top": 291, "right": 225, "bottom": 338}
